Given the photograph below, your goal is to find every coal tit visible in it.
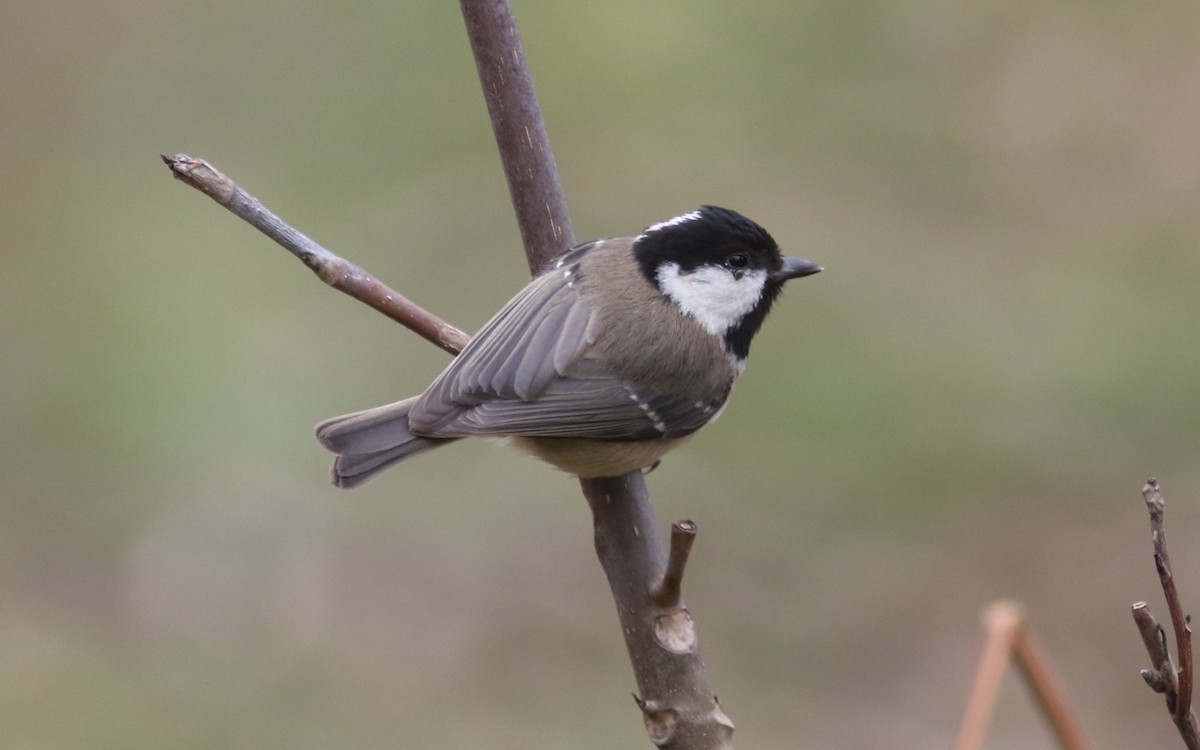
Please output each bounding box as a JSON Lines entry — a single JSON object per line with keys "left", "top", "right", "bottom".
{"left": 316, "top": 205, "right": 820, "bottom": 487}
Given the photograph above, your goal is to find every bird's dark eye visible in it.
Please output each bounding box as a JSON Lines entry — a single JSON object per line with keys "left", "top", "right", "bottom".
{"left": 725, "top": 253, "right": 749, "bottom": 270}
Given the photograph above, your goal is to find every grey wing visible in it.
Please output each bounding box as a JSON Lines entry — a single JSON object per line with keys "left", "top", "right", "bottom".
{"left": 408, "top": 244, "right": 600, "bottom": 430}
{"left": 440, "top": 360, "right": 725, "bottom": 440}
{"left": 408, "top": 247, "right": 723, "bottom": 441}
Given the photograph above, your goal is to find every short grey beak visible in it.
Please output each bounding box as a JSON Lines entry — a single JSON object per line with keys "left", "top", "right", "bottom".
{"left": 774, "top": 256, "right": 823, "bottom": 281}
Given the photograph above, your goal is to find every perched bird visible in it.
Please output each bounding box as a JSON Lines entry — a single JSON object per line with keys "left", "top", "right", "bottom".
{"left": 316, "top": 205, "right": 820, "bottom": 488}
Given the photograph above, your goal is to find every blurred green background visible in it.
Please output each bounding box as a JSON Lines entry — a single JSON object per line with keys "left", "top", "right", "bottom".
{"left": 4, "top": 0, "right": 1199, "bottom": 747}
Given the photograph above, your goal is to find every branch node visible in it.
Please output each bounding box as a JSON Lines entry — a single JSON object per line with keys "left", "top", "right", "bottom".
{"left": 636, "top": 698, "right": 679, "bottom": 747}
{"left": 1143, "top": 668, "right": 1170, "bottom": 694}
{"left": 654, "top": 608, "right": 698, "bottom": 655}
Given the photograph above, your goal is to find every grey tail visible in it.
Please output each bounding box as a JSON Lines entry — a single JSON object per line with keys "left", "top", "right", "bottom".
{"left": 314, "top": 397, "right": 457, "bottom": 488}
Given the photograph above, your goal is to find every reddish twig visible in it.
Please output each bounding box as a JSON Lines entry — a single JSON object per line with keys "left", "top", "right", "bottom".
{"left": 1132, "top": 479, "right": 1200, "bottom": 749}
{"left": 952, "top": 602, "right": 1091, "bottom": 750}
{"left": 160, "top": 154, "right": 469, "bottom": 357}
{"left": 1010, "top": 611, "right": 1092, "bottom": 750}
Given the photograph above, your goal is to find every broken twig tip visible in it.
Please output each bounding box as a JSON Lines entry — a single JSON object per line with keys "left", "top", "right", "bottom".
{"left": 159, "top": 152, "right": 235, "bottom": 203}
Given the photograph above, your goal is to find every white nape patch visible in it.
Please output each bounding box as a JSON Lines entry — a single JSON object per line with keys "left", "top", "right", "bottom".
{"left": 637, "top": 210, "right": 703, "bottom": 240}
{"left": 656, "top": 261, "right": 768, "bottom": 336}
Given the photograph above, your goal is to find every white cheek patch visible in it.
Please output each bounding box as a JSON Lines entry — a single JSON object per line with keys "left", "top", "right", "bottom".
{"left": 656, "top": 262, "right": 768, "bottom": 336}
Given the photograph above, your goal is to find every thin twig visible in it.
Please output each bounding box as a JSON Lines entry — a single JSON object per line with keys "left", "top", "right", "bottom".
{"left": 952, "top": 603, "right": 1020, "bottom": 750}
{"left": 160, "top": 154, "right": 469, "bottom": 356}
{"left": 1009, "top": 610, "right": 1092, "bottom": 750}
{"left": 1144, "top": 479, "right": 1195, "bottom": 721}
{"left": 952, "top": 602, "right": 1090, "bottom": 750}
{"left": 1133, "top": 478, "right": 1200, "bottom": 748}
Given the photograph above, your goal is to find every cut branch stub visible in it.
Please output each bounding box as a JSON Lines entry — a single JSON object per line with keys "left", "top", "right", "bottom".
{"left": 635, "top": 696, "right": 681, "bottom": 747}
{"left": 651, "top": 520, "right": 697, "bottom": 608}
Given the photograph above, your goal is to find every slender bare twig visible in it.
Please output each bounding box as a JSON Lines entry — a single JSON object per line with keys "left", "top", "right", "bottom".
{"left": 1146, "top": 480, "right": 1195, "bottom": 721}
{"left": 1132, "top": 479, "right": 1200, "bottom": 748}
{"left": 952, "top": 602, "right": 1090, "bottom": 750}
{"left": 160, "top": 154, "right": 469, "bottom": 356}
{"left": 952, "top": 603, "right": 1017, "bottom": 750}
{"left": 1009, "top": 610, "right": 1092, "bottom": 750}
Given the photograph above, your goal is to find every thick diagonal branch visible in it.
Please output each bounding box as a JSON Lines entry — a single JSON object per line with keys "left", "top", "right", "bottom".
{"left": 462, "top": 1, "right": 730, "bottom": 745}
